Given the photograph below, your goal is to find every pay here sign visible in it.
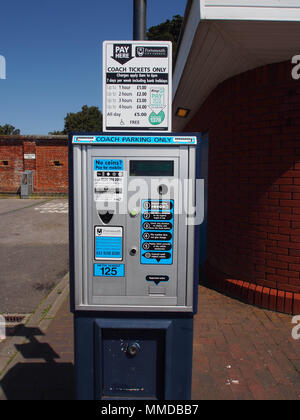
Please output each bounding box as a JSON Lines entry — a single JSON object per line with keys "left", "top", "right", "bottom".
{"left": 103, "top": 41, "right": 172, "bottom": 132}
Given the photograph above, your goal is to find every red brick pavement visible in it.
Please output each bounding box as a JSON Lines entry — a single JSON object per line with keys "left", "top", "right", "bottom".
{"left": 192, "top": 285, "right": 300, "bottom": 400}
{"left": 0, "top": 285, "right": 299, "bottom": 400}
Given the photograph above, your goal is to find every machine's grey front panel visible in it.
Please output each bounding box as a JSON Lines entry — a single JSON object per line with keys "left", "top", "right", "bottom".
{"left": 73, "top": 145, "right": 195, "bottom": 312}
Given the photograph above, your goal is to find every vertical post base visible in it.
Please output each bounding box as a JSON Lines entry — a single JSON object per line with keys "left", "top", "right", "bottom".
{"left": 75, "top": 313, "right": 194, "bottom": 400}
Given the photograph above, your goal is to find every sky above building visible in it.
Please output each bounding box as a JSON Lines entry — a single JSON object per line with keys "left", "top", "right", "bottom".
{"left": 0, "top": 0, "right": 186, "bottom": 135}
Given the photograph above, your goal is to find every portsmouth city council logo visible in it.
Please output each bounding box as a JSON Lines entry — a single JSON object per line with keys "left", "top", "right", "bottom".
{"left": 136, "top": 47, "right": 145, "bottom": 57}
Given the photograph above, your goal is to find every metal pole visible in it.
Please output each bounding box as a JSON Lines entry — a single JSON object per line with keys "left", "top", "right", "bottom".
{"left": 133, "top": 0, "right": 147, "bottom": 40}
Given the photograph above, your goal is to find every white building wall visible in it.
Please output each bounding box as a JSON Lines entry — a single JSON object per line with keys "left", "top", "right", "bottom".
{"left": 204, "top": 0, "right": 300, "bottom": 20}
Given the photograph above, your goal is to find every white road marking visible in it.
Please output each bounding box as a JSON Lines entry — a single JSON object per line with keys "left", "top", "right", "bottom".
{"left": 34, "top": 202, "right": 68, "bottom": 214}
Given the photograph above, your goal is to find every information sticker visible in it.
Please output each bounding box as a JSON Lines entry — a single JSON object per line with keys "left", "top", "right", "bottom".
{"left": 95, "top": 226, "right": 123, "bottom": 261}
{"left": 94, "top": 159, "right": 124, "bottom": 202}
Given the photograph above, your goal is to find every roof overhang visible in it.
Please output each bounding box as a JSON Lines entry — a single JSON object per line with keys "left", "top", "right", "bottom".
{"left": 173, "top": 0, "right": 300, "bottom": 131}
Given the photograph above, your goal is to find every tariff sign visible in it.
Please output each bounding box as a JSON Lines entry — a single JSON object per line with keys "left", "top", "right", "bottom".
{"left": 103, "top": 40, "right": 172, "bottom": 132}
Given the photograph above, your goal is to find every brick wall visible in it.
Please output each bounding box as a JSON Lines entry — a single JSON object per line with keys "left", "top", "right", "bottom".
{"left": 0, "top": 136, "right": 68, "bottom": 194}
{"left": 185, "top": 60, "right": 300, "bottom": 314}
{"left": 0, "top": 138, "right": 24, "bottom": 193}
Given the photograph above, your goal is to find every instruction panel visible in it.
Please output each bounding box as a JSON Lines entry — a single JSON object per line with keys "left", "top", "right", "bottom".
{"left": 141, "top": 199, "right": 174, "bottom": 265}
{"left": 103, "top": 41, "right": 172, "bottom": 132}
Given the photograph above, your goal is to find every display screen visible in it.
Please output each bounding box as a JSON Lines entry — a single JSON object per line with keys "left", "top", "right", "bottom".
{"left": 130, "top": 160, "right": 174, "bottom": 177}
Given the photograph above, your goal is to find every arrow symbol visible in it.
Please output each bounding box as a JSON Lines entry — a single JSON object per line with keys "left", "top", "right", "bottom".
{"left": 112, "top": 44, "right": 134, "bottom": 65}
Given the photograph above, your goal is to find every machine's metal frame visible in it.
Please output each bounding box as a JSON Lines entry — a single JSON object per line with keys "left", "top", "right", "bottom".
{"left": 69, "top": 133, "right": 199, "bottom": 313}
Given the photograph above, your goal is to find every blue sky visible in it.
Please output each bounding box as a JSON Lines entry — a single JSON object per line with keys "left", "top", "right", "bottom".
{"left": 0, "top": 0, "right": 186, "bottom": 134}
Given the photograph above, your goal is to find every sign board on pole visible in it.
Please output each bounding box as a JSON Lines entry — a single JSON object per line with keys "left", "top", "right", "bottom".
{"left": 103, "top": 40, "right": 172, "bottom": 132}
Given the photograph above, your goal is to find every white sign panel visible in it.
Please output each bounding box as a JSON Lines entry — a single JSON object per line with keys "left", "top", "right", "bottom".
{"left": 24, "top": 154, "right": 36, "bottom": 160}
{"left": 103, "top": 40, "right": 172, "bottom": 132}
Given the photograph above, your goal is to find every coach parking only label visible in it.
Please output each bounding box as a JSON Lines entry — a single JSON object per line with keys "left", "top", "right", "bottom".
{"left": 103, "top": 40, "right": 172, "bottom": 132}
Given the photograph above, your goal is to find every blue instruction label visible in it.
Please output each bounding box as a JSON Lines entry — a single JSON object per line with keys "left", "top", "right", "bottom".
{"left": 141, "top": 200, "right": 174, "bottom": 265}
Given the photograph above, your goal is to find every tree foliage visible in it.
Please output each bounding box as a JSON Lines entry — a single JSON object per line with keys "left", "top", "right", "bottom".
{"left": 49, "top": 130, "right": 65, "bottom": 135}
{"left": 147, "top": 15, "right": 183, "bottom": 59}
{"left": 0, "top": 124, "right": 20, "bottom": 135}
{"left": 64, "top": 105, "right": 103, "bottom": 133}
{"left": 49, "top": 105, "right": 103, "bottom": 134}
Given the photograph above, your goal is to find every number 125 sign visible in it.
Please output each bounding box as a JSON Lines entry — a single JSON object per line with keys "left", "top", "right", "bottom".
{"left": 94, "top": 264, "right": 125, "bottom": 277}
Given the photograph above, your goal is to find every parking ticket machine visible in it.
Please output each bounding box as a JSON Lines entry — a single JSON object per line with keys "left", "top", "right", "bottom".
{"left": 69, "top": 133, "right": 201, "bottom": 400}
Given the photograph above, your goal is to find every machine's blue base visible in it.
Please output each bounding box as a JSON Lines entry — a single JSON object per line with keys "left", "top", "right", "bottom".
{"left": 74, "top": 313, "right": 194, "bottom": 400}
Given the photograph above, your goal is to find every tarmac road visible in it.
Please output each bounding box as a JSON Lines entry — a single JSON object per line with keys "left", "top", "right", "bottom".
{"left": 0, "top": 198, "right": 69, "bottom": 314}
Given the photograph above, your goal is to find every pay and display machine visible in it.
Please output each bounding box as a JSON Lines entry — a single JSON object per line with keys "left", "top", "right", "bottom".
{"left": 69, "top": 133, "right": 201, "bottom": 400}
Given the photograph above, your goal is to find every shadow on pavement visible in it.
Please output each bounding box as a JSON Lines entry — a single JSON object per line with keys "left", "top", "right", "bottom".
{"left": 0, "top": 324, "right": 75, "bottom": 400}
{"left": 0, "top": 362, "right": 75, "bottom": 400}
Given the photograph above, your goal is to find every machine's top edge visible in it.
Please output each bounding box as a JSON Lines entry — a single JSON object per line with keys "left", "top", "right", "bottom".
{"left": 71, "top": 133, "right": 198, "bottom": 146}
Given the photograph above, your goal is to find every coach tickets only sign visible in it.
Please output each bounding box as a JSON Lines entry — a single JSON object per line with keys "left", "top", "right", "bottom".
{"left": 103, "top": 40, "right": 172, "bottom": 133}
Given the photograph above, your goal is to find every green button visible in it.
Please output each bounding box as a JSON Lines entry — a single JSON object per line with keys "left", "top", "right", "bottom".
{"left": 130, "top": 209, "right": 138, "bottom": 217}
